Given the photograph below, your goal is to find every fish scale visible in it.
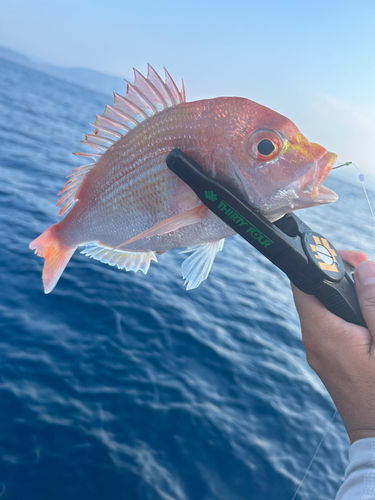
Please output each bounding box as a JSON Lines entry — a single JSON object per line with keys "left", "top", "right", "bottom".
{"left": 30, "top": 65, "right": 338, "bottom": 293}
{"left": 65, "top": 101, "right": 221, "bottom": 246}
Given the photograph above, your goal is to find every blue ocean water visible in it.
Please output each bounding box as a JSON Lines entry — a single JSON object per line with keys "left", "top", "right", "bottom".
{"left": 1, "top": 57, "right": 374, "bottom": 500}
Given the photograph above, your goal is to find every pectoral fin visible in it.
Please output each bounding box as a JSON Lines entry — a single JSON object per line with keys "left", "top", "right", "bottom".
{"left": 117, "top": 205, "right": 209, "bottom": 249}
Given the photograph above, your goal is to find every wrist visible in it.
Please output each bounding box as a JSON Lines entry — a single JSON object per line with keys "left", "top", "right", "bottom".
{"left": 347, "top": 428, "right": 375, "bottom": 444}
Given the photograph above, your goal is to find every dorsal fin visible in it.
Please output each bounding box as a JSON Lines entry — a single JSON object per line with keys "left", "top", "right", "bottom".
{"left": 57, "top": 65, "right": 186, "bottom": 216}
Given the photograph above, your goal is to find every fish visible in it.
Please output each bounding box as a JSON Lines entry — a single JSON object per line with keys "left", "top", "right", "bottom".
{"left": 30, "top": 65, "right": 338, "bottom": 293}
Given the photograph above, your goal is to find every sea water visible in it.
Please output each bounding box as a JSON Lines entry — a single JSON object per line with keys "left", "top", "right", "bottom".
{"left": 1, "top": 57, "right": 374, "bottom": 500}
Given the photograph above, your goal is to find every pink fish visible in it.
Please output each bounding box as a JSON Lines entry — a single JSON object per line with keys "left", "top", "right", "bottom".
{"left": 30, "top": 65, "right": 338, "bottom": 293}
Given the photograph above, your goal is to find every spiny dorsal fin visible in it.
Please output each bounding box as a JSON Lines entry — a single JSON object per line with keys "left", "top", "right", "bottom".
{"left": 57, "top": 65, "right": 186, "bottom": 216}
{"left": 89, "top": 65, "right": 185, "bottom": 148}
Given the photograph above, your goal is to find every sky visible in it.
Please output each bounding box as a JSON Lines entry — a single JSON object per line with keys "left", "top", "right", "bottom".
{"left": 0, "top": 0, "right": 374, "bottom": 183}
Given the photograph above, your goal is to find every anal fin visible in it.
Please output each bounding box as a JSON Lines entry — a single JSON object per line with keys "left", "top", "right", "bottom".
{"left": 181, "top": 239, "right": 225, "bottom": 290}
{"left": 81, "top": 244, "right": 157, "bottom": 274}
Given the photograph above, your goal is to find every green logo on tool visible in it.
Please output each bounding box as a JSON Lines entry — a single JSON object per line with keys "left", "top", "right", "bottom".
{"left": 205, "top": 191, "right": 217, "bottom": 202}
{"left": 217, "top": 200, "right": 274, "bottom": 249}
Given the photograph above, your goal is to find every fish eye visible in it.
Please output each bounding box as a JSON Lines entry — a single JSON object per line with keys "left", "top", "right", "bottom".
{"left": 248, "top": 129, "right": 284, "bottom": 162}
{"left": 257, "top": 139, "right": 275, "bottom": 156}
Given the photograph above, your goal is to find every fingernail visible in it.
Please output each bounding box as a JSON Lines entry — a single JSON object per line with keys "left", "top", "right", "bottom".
{"left": 355, "top": 261, "right": 375, "bottom": 286}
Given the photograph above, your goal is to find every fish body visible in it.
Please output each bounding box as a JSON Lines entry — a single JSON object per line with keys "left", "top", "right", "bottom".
{"left": 60, "top": 98, "right": 237, "bottom": 252}
{"left": 30, "top": 66, "right": 338, "bottom": 293}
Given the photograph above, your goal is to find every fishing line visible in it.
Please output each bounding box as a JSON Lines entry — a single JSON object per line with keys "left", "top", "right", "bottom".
{"left": 291, "top": 409, "right": 337, "bottom": 500}
{"left": 332, "top": 161, "right": 375, "bottom": 226}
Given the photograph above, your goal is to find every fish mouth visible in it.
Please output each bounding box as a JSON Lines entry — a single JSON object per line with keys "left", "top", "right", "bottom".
{"left": 294, "top": 151, "right": 338, "bottom": 205}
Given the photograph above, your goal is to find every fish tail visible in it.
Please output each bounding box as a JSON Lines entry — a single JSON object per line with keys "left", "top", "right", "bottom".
{"left": 29, "top": 224, "right": 75, "bottom": 294}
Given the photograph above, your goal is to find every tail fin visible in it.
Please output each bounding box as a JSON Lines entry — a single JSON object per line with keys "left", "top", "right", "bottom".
{"left": 29, "top": 225, "right": 75, "bottom": 294}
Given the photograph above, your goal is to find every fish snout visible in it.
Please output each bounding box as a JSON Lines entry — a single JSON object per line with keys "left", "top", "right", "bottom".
{"left": 296, "top": 151, "right": 338, "bottom": 204}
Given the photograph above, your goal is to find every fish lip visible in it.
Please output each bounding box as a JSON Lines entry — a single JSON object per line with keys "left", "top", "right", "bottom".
{"left": 295, "top": 151, "right": 338, "bottom": 203}
{"left": 256, "top": 151, "right": 338, "bottom": 222}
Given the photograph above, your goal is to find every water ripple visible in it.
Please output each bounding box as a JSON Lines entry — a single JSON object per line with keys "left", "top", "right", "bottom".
{"left": 1, "top": 57, "right": 373, "bottom": 500}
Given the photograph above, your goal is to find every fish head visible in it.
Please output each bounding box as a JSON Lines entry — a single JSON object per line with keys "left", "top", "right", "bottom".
{"left": 225, "top": 100, "right": 338, "bottom": 221}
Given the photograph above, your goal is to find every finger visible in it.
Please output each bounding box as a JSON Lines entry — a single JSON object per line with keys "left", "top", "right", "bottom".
{"left": 292, "top": 251, "right": 369, "bottom": 351}
{"left": 291, "top": 284, "right": 327, "bottom": 325}
{"left": 338, "top": 250, "right": 368, "bottom": 268}
{"left": 354, "top": 260, "right": 375, "bottom": 340}
{"left": 291, "top": 284, "right": 345, "bottom": 337}
{"left": 291, "top": 284, "right": 349, "bottom": 371}
{"left": 292, "top": 250, "right": 367, "bottom": 323}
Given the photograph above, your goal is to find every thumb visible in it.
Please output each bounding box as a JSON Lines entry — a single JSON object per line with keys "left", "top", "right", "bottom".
{"left": 354, "top": 260, "right": 375, "bottom": 338}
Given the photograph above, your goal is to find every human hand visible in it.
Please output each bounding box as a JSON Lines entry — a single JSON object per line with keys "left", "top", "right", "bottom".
{"left": 291, "top": 250, "right": 375, "bottom": 443}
